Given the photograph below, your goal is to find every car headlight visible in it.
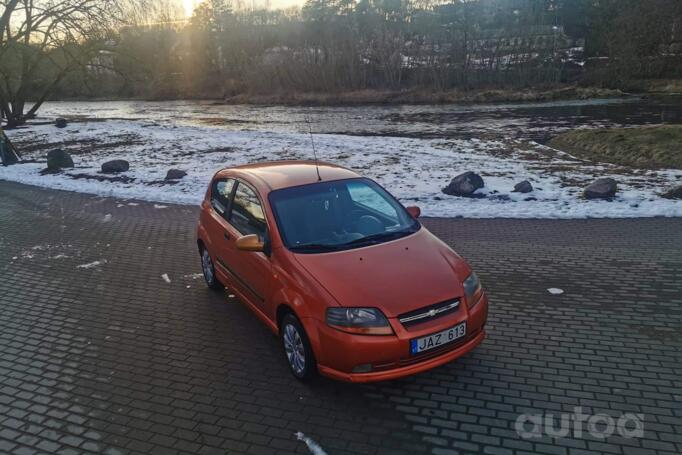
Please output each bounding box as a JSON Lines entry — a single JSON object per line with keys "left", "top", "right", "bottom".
{"left": 463, "top": 272, "right": 483, "bottom": 308}
{"left": 326, "top": 308, "right": 394, "bottom": 335}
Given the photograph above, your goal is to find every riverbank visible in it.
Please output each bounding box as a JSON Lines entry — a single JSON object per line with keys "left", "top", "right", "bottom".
{"left": 619, "top": 79, "right": 682, "bottom": 96}
{"left": 549, "top": 125, "right": 682, "bottom": 170}
{"left": 27, "top": 79, "right": 682, "bottom": 109}
{"left": 221, "top": 86, "right": 627, "bottom": 106}
{"left": 39, "top": 85, "right": 627, "bottom": 107}
{"left": 2, "top": 97, "right": 682, "bottom": 218}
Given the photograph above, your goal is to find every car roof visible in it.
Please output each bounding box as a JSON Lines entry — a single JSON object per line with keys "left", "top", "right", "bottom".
{"left": 215, "top": 160, "right": 360, "bottom": 192}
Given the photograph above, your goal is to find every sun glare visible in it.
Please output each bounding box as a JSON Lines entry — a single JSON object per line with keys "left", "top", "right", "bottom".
{"left": 183, "top": 0, "right": 196, "bottom": 17}
{"left": 183, "top": 0, "right": 305, "bottom": 15}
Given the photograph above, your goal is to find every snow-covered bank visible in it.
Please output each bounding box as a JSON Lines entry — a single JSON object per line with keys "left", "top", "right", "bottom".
{"left": 2, "top": 114, "right": 681, "bottom": 219}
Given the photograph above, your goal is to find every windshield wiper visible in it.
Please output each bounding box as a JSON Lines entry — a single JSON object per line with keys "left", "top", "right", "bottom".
{"left": 341, "top": 229, "right": 415, "bottom": 247}
{"left": 289, "top": 243, "right": 340, "bottom": 253}
{"left": 290, "top": 226, "right": 419, "bottom": 252}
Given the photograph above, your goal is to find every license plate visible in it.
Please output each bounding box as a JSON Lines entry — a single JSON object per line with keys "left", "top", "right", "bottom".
{"left": 410, "top": 322, "right": 466, "bottom": 355}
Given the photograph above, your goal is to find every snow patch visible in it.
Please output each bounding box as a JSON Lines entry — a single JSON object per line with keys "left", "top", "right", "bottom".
{"left": 184, "top": 273, "right": 204, "bottom": 280}
{"left": 77, "top": 259, "right": 108, "bottom": 269}
{"left": 1, "top": 105, "right": 681, "bottom": 219}
{"left": 295, "top": 432, "right": 328, "bottom": 455}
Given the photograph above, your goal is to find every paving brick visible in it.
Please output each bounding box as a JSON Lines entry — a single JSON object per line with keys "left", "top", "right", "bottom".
{"left": 0, "top": 181, "right": 681, "bottom": 455}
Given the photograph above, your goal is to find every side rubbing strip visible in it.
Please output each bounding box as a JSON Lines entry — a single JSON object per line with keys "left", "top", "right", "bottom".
{"left": 216, "top": 258, "right": 264, "bottom": 302}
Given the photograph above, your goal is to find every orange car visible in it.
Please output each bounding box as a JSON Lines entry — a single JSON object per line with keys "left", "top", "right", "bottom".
{"left": 196, "top": 161, "right": 488, "bottom": 382}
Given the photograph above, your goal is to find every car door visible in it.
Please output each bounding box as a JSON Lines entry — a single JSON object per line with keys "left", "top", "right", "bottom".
{"left": 223, "top": 180, "right": 273, "bottom": 315}
{"left": 201, "top": 177, "right": 237, "bottom": 284}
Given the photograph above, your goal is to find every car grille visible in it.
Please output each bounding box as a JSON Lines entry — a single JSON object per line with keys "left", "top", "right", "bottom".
{"left": 398, "top": 298, "right": 460, "bottom": 327}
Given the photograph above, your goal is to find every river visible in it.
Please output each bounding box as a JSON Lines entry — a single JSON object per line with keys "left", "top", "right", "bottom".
{"left": 33, "top": 94, "right": 682, "bottom": 141}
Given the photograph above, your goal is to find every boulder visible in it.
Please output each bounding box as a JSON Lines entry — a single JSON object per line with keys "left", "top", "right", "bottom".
{"left": 46, "top": 148, "right": 74, "bottom": 170}
{"left": 513, "top": 180, "right": 533, "bottom": 193}
{"left": 661, "top": 185, "right": 682, "bottom": 200}
{"left": 40, "top": 167, "right": 62, "bottom": 175}
{"left": 101, "top": 159, "right": 130, "bottom": 173}
{"left": 55, "top": 118, "right": 67, "bottom": 128}
{"left": 584, "top": 178, "right": 617, "bottom": 200}
{"left": 442, "top": 171, "right": 484, "bottom": 197}
{"left": 165, "top": 169, "right": 187, "bottom": 180}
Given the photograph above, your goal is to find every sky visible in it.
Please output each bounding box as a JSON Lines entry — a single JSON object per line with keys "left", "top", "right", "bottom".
{"left": 182, "top": 0, "right": 304, "bottom": 16}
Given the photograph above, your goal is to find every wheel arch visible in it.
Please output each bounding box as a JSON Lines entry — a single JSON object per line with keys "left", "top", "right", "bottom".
{"left": 272, "top": 290, "right": 312, "bottom": 329}
{"left": 196, "top": 222, "right": 211, "bottom": 254}
{"left": 275, "top": 300, "right": 322, "bottom": 362}
{"left": 276, "top": 303, "right": 295, "bottom": 330}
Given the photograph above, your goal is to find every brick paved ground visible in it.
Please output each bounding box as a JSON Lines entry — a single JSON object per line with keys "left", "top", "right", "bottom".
{"left": 1, "top": 180, "right": 681, "bottom": 455}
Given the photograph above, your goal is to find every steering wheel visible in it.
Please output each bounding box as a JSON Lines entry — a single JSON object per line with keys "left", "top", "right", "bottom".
{"left": 357, "top": 215, "right": 384, "bottom": 236}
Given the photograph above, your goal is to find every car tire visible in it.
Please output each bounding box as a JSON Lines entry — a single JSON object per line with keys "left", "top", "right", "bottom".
{"left": 280, "top": 313, "right": 317, "bottom": 381}
{"left": 200, "top": 247, "right": 224, "bottom": 291}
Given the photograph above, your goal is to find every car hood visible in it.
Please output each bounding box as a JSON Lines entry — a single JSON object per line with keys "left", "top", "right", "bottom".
{"left": 292, "top": 228, "right": 469, "bottom": 318}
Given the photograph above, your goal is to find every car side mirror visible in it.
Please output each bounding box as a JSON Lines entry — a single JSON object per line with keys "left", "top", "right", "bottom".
{"left": 236, "top": 234, "right": 264, "bottom": 252}
{"left": 406, "top": 206, "right": 421, "bottom": 218}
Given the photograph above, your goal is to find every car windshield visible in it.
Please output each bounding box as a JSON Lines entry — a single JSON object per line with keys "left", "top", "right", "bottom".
{"left": 269, "top": 178, "right": 420, "bottom": 253}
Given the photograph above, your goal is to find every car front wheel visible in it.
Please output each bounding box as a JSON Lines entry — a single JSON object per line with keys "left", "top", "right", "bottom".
{"left": 281, "top": 313, "right": 316, "bottom": 380}
{"left": 200, "top": 247, "right": 224, "bottom": 291}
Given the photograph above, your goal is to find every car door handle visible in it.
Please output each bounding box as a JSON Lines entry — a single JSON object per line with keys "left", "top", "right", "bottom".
{"left": 223, "top": 231, "right": 231, "bottom": 240}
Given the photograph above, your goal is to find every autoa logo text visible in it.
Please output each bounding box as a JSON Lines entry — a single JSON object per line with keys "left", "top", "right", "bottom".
{"left": 515, "top": 407, "right": 644, "bottom": 439}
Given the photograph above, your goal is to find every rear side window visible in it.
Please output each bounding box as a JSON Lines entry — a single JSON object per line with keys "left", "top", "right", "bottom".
{"left": 211, "top": 178, "right": 236, "bottom": 216}
{"left": 229, "top": 182, "right": 267, "bottom": 238}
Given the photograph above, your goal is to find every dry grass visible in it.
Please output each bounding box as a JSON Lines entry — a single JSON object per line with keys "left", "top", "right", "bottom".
{"left": 620, "top": 79, "right": 682, "bottom": 94}
{"left": 548, "top": 125, "right": 682, "bottom": 169}
{"left": 646, "top": 79, "right": 682, "bottom": 94}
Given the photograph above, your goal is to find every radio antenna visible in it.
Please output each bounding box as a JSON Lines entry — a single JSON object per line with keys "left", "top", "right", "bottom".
{"left": 305, "top": 113, "right": 322, "bottom": 181}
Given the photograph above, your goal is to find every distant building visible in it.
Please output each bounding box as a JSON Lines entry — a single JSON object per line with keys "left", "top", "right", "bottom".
{"left": 87, "top": 49, "right": 116, "bottom": 75}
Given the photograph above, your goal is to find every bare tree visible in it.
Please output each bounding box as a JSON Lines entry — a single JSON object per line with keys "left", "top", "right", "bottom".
{"left": 3, "top": 0, "right": 675, "bottom": 107}
{"left": 0, "top": 0, "right": 122, "bottom": 127}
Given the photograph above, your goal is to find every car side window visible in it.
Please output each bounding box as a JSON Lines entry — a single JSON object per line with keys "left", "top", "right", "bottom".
{"left": 347, "top": 180, "right": 399, "bottom": 222}
{"left": 229, "top": 182, "right": 267, "bottom": 238}
{"left": 211, "top": 178, "right": 236, "bottom": 217}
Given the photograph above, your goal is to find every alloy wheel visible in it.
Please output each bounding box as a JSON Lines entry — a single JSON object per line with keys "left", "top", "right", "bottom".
{"left": 283, "top": 323, "right": 306, "bottom": 375}
{"left": 201, "top": 249, "right": 214, "bottom": 284}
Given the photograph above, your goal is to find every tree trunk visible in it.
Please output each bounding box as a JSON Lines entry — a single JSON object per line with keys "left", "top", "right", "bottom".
{"left": 0, "top": 127, "right": 21, "bottom": 165}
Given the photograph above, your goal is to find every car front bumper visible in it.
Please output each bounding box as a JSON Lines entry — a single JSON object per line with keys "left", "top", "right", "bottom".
{"left": 313, "top": 294, "right": 488, "bottom": 383}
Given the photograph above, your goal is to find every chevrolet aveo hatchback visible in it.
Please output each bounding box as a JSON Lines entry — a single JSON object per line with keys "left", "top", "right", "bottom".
{"left": 197, "top": 161, "right": 488, "bottom": 382}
